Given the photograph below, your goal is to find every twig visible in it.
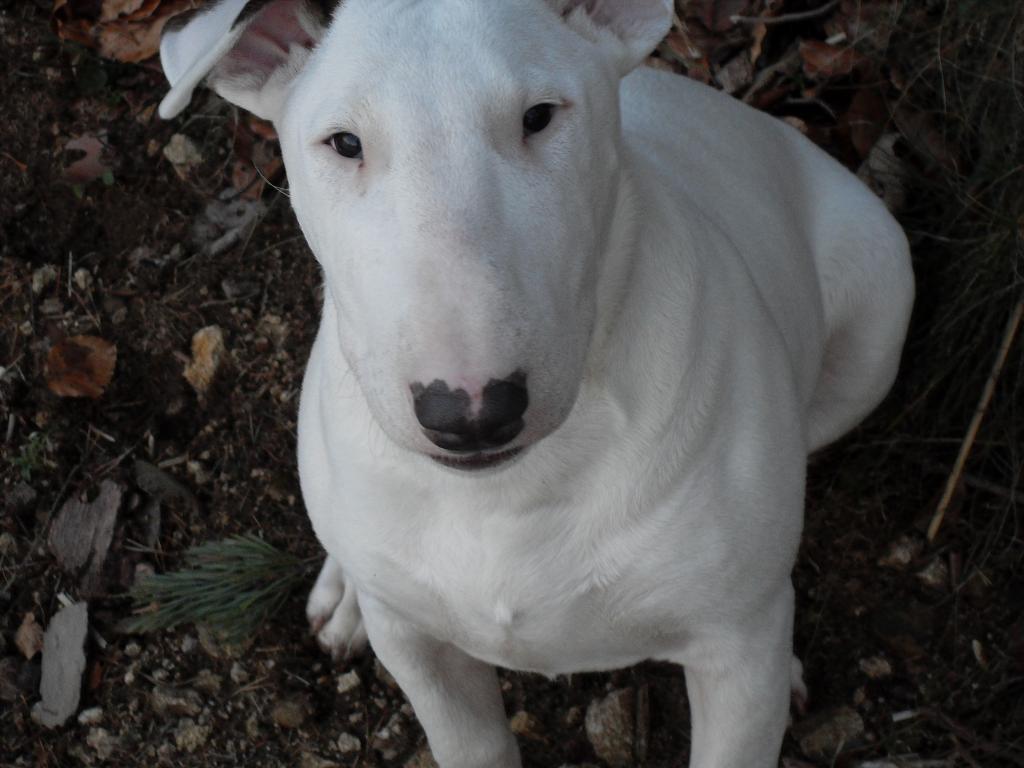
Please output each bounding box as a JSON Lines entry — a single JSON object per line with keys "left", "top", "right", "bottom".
{"left": 928, "top": 299, "right": 1024, "bottom": 541}
{"left": 732, "top": 0, "right": 839, "bottom": 26}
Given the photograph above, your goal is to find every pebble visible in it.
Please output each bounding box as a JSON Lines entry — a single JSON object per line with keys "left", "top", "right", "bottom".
{"left": 151, "top": 686, "right": 202, "bottom": 718}
{"left": 271, "top": 696, "right": 310, "bottom": 729}
{"left": 31, "top": 265, "right": 57, "bottom": 294}
{"left": 372, "top": 713, "right": 404, "bottom": 761}
{"left": 793, "top": 705, "right": 865, "bottom": 759}
{"left": 336, "top": 732, "right": 361, "bottom": 754}
{"left": 585, "top": 688, "right": 635, "bottom": 768}
{"left": 86, "top": 727, "right": 118, "bottom": 761}
{"left": 916, "top": 558, "right": 949, "bottom": 591}
{"left": 198, "top": 623, "right": 252, "bottom": 660}
{"left": 858, "top": 656, "right": 893, "bottom": 679}
{"left": 195, "top": 669, "right": 223, "bottom": 694}
{"left": 336, "top": 670, "right": 361, "bottom": 695}
{"left": 77, "top": 707, "right": 104, "bottom": 726}
{"left": 229, "top": 661, "right": 248, "bottom": 684}
{"left": 174, "top": 718, "right": 211, "bottom": 752}
{"left": 509, "top": 710, "right": 543, "bottom": 739}
{"left": 878, "top": 535, "right": 923, "bottom": 569}
{"left": 124, "top": 642, "right": 142, "bottom": 658}
{"left": 163, "top": 134, "right": 202, "bottom": 168}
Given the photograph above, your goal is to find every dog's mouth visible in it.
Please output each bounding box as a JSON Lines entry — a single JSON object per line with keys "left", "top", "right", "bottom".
{"left": 430, "top": 447, "right": 524, "bottom": 471}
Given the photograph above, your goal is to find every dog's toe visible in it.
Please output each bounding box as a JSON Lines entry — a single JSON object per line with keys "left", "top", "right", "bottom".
{"left": 790, "top": 655, "right": 809, "bottom": 714}
{"left": 315, "top": 597, "right": 368, "bottom": 661}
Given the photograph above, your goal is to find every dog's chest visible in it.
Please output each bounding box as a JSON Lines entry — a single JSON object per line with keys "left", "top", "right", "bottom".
{"left": 346, "top": 496, "right": 693, "bottom": 675}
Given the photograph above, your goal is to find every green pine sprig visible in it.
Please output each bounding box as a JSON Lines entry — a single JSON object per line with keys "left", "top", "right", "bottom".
{"left": 123, "top": 534, "right": 313, "bottom": 642}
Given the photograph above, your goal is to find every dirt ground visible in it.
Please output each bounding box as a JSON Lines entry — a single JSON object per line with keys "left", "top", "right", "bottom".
{"left": 2, "top": 1, "right": 1022, "bottom": 767}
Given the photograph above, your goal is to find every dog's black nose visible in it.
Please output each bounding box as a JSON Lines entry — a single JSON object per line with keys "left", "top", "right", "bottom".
{"left": 411, "top": 374, "right": 528, "bottom": 453}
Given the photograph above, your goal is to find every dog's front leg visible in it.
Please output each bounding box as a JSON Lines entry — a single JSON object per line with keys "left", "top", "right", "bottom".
{"left": 360, "top": 596, "right": 521, "bottom": 768}
{"left": 678, "top": 585, "right": 796, "bottom": 768}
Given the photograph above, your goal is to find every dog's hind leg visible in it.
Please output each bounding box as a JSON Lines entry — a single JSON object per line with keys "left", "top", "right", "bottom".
{"left": 306, "top": 555, "right": 368, "bottom": 661}
{"left": 806, "top": 206, "right": 914, "bottom": 451}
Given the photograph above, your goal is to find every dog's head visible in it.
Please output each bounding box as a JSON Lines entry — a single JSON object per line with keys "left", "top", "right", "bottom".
{"left": 161, "top": 0, "right": 672, "bottom": 468}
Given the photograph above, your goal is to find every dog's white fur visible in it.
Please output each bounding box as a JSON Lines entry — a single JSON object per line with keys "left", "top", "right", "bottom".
{"left": 160, "top": 1, "right": 914, "bottom": 765}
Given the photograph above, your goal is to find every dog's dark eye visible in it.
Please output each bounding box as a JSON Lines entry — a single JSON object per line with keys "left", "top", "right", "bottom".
{"left": 523, "top": 104, "right": 555, "bottom": 136}
{"left": 328, "top": 132, "right": 363, "bottom": 159}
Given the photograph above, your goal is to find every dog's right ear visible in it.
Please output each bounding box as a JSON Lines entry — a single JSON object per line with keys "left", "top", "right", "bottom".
{"left": 159, "top": 0, "right": 329, "bottom": 122}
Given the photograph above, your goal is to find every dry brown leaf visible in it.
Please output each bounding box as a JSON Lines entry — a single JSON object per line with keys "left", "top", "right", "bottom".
{"left": 799, "top": 39, "right": 864, "bottom": 79}
{"left": 45, "top": 335, "right": 117, "bottom": 399}
{"left": 52, "top": 0, "right": 199, "bottom": 63}
{"left": 65, "top": 134, "right": 110, "bottom": 184}
{"left": 100, "top": 0, "right": 147, "bottom": 22}
{"left": 749, "top": 22, "right": 768, "bottom": 64}
{"left": 843, "top": 87, "right": 888, "bottom": 159}
{"left": 15, "top": 613, "right": 44, "bottom": 660}
{"left": 184, "top": 325, "right": 226, "bottom": 395}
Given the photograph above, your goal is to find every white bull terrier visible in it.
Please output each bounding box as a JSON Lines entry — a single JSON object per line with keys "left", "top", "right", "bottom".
{"left": 159, "top": 1, "right": 914, "bottom": 765}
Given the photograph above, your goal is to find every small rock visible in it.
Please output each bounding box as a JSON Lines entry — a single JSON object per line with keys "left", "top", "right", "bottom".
{"left": 271, "top": 696, "right": 310, "bottom": 729}
{"left": 564, "top": 705, "right": 583, "bottom": 727}
{"left": 151, "top": 686, "right": 202, "bottom": 717}
{"left": 229, "top": 661, "right": 248, "bottom": 684}
{"left": 245, "top": 713, "right": 260, "bottom": 739}
{"left": 31, "top": 602, "right": 88, "bottom": 728}
{"left": 184, "top": 326, "right": 226, "bottom": 396}
{"left": 878, "top": 535, "right": 923, "bottom": 569}
{"left": 916, "top": 558, "right": 949, "bottom": 591}
{"left": 124, "top": 642, "right": 142, "bottom": 658}
{"left": 31, "top": 265, "right": 57, "bottom": 294}
{"left": 73, "top": 268, "right": 94, "bottom": 293}
{"left": 163, "top": 134, "right": 202, "bottom": 169}
{"left": 858, "top": 656, "right": 893, "bottom": 679}
{"left": 194, "top": 669, "right": 222, "bottom": 694}
{"left": 78, "top": 707, "right": 104, "bottom": 726}
{"left": 180, "top": 635, "right": 197, "bottom": 654}
{"left": 87, "top": 727, "right": 118, "bottom": 761}
{"left": 336, "top": 732, "right": 361, "bottom": 754}
{"left": 174, "top": 718, "right": 211, "bottom": 752}
{"left": 585, "top": 688, "right": 635, "bottom": 768}
{"left": 373, "top": 713, "right": 404, "bottom": 761}
{"left": 509, "top": 710, "right": 543, "bottom": 739}
{"left": 793, "top": 705, "right": 865, "bottom": 759}
{"left": 336, "top": 670, "right": 361, "bottom": 695}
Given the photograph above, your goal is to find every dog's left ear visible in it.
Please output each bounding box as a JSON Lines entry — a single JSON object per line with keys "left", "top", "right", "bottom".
{"left": 552, "top": 0, "right": 674, "bottom": 75}
{"left": 159, "top": 0, "right": 329, "bottom": 122}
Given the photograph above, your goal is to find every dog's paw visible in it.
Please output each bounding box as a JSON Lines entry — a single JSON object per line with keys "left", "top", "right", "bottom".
{"left": 306, "top": 557, "right": 369, "bottom": 661}
{"left": 790, "top": 655, "right": 809, "bottom": 715}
